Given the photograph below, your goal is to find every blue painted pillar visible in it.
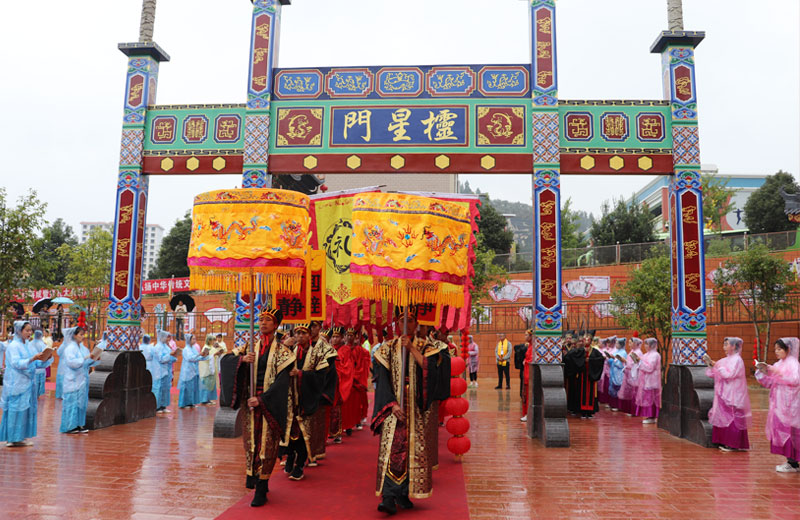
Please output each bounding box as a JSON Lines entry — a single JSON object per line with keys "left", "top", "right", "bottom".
{"left": 528, "top": 0, "right": 568, "bottom": 447}
{"left": 651, "top": 31, "right": 713, "bottom": 446}
{"left": 651, "top": 31, "right": 708, "bottom": 365}
{"left": 107, "top": 42, "right": 170, "bottom": 350}
{"left": 530, "top": 0, "right": 562, "bottom": 362}
{"left": 241, "top": 0, "right": 284, "bottom": 189}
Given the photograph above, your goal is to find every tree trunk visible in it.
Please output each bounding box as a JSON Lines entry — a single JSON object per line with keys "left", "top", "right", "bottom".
{"left": 139, "top": 0, "right": 157, "bottom": 42}
{"left": 667, "top": 0, "right": 684, "bottom": 31}
{"left": 752, "top": 321, "right": 761, "bottom": 362}
{"left": 764, "top": 320, "right": 772, "bottom": 363}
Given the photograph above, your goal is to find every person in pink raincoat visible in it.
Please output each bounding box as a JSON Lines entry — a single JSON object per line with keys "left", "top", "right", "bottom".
{"left": 618, "top": 337, "right": 643, "bottom": 416}
{"left": 704, "top": 337, "right": 752, "bottom": 451}
{"left": 598, "top": 336, "right": 615, "bottom": 406}
{"left": 634, "top": 338, "right": 661, "bottom": 424}
{"left": 755, "top": 337, "right": 800, "bottom": 473}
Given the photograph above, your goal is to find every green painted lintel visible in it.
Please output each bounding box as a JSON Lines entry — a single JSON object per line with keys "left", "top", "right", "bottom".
{"left": 534, "top": 330, "right": 563, "bottom": 337}
{"left": 672, "top": 331, "right": 707, "bottom": 338}
{"left": 108, "top": 319, "right": 142, "bottom": 327}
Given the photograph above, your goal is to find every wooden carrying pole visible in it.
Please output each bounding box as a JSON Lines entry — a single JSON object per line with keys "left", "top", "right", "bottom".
{"left": 399, "top": 308, "right": 408, "bottom": 409}
{"left": 249, "top": 271, "right": 256, "bottom": 399}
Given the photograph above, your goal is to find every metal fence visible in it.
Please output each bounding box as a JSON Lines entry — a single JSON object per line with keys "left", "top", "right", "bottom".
{"left": 494, "top": 229, "right": 800, "bottom": 272}
{"left": 469, "top": 293, "right": 800, "bottom": 335}
{"left": 0, "top": 311, "right": 238, "bottom": 347}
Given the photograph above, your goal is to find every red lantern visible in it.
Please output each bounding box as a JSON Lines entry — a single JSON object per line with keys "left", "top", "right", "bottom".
{"left": 446, "top": 416, "right": 470, "bottom": 436}
{"left": 447, "top": 435, "right": 471, "bottom": 455}
{"left": 447, "top": 396, "right": 469, "bottom": 416}
{"left": 450, "top": 356, "right": 466, "bottom": 377}
{"left": 450, "top": 377, "right": 467, "bottom": 397}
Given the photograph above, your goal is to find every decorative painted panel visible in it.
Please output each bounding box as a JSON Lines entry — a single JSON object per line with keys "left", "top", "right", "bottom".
{"left": 272, "top": 65, "right": 531, "bottom": 100}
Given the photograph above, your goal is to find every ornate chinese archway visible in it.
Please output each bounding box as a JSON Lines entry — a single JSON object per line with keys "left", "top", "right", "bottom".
{"left": 104, "top": 0, "right": 709, "bottom": 446}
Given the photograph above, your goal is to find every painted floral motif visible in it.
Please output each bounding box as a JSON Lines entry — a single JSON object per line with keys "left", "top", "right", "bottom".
{"left": 397, "top": 225, "right": 418, "bottom": 247}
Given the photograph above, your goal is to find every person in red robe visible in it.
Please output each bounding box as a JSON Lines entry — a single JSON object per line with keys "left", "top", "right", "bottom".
{"left": 342, "top": 327, "right": 370, "bottom": 434}
{"left": 521, "top": 329, "right": 533, "bottom": 421}
{"left": 327, "top": 327, "right": 353, "bottom": 444}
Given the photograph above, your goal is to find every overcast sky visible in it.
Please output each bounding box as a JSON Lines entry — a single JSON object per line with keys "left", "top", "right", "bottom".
{"left": 1, "top": 0, "right": 797, "bottom": 234}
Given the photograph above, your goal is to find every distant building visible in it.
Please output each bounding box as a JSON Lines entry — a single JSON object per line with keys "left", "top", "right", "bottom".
{"left": 80, "top": 221, "right": 164, "bottom": 278}
{"left": 631, "top": 166, "right": 768, "bottom": 233}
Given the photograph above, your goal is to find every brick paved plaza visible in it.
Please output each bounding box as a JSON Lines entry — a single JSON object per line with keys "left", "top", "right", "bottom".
{"left": 0, "top": 379, "right": 796, "bottom": 519}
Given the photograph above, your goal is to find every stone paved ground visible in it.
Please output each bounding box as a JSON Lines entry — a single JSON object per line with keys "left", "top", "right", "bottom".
{"left": 0, "top": 380, "right": 798, "bottom": 519}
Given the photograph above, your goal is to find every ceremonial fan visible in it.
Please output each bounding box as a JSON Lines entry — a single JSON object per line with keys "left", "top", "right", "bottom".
{"left": 349, "top": 192, "right": 472, "bottom": 407}
{"left": 187, "top": 188, "right": 311, "bottom": 401}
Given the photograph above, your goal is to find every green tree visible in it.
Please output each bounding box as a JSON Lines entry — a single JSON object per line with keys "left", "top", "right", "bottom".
{"left": 561, "top": 198, "right": 589, "bottom": 267}
{"left": 58, "top": 228, "right": 112, "bottom": 317}
{"left": 0, "top": 189, "right": 47, "bottom": 320}
{"left": 610, "top": 255, "right": 672, "bottom": 377}
{"left": 743, "top": 171, "right": 800, "bottom": 234}
{"left": 590, "top": 197, "right": 656, "bottom": 246}
{"left": 477, "top": 199, "right": 513, "bottom": 260}
{"left": 712, "top": 245, "right": 798, "bottom": 362}
{"left": 149, "top": 212, "right": 192, "bottom": 279}
{"left": 701, "top": 174, "right": 735, "bottom": 234}
{"left": 27, "top": 219, "right": 78, "bottom": 288}
{"left": 470, "top": 235, "right": 507, "bottom": 327}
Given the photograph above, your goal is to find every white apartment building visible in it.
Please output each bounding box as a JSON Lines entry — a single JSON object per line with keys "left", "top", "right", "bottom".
{"left": 80, "top": 222, "right": 165, "bottom": 278}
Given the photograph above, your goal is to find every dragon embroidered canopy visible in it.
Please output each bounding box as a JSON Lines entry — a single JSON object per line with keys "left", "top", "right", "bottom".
{"left": 188, "top": 188, "right": 311, "bottom": 295}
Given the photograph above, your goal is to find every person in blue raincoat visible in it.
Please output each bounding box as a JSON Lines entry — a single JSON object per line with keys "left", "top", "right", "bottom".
{"left": 141, "top": 333, "right": 156, "bottom": 386}
{"left": 0, "top": 321, "right": 54, "bottom": 447}
{"left": 178, "top": 333, "right": 208, "bottom": 408}
{"left": 59, "top": 327, "right": 101, "bottom": 433}
{"left": 55, "top": 330, "right": 72, "bottom": 399}
{"left": 607, "top": 337, "right": 628, "bottom": 412}
{"left": 30, "top": 330, "right": 49, "bottom": 398}
{"left": 151, "top": 330, "right": 175, "bottom": 413}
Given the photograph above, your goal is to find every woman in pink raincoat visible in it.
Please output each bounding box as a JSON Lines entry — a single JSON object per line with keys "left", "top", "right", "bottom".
{"left": 598, "top": 336, "right": 615, "bottom": 406}
{"left": 618, "top": 337, "right": 643, "bottom": 416}
{"left": 704, "top": 337, "right": 752, "bottom": 451}
{"left": 634, "top": 338, "right": 661, "bottom": 424}
{"left": 755, "top": 337, "right": 800, "bottom": 473}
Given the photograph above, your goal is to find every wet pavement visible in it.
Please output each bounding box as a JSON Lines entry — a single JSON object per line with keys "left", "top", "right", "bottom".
{"left": 0, "top": 381, "right": 797, "bottom": 519}
{"left": 463, "top": 381, "right": 799, "bottom": 519}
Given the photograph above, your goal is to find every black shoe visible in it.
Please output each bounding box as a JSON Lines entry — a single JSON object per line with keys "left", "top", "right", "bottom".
{"left": 250, "top": 479, "right": 269, "bottom": 507}
{"left": 288, "top": 466, "right": 304, "bottom": 481}
{"left": 284, "top": 452, "right": 296, "bottom": 474}
{"left": 397, "top": 496, "right": 414, "bottom": 509}
{"left": 494, "top": 386, "right": 501, "bottom": 389}
{"left": 345, "top": 429, "right": 353, "bottom": 436}
{"left": 246, "top": 475, "right": 256, "bottom": 489}
{"left": 377, "top": 497, "right": 397, "bottom": 515}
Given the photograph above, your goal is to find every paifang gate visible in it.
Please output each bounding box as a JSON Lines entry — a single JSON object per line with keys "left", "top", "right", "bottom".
{"left": 108, "top": 0, "right": 709, "bottom": 446}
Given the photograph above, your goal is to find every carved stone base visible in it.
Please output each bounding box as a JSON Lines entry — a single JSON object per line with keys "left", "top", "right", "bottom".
{"left": 658, "top": 364, "right": 713, "bottom": 447}
{"left": 527, "top": 363, "right": 570, "bottom": 447}
{"left": 214, "top": 406, "right": 244, "bottom": 438}
{"left": 86, "top": 350, "right": 156, "bottom": 430}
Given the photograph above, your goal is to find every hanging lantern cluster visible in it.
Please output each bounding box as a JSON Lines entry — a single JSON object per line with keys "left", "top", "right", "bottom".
{"left": 445, "top": 355, "right": 471, "bottom": 458}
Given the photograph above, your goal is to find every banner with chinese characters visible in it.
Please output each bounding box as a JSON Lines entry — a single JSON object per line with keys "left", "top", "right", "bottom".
{"left": 142, "top": 278, "right": 192, "bottom": 295}
{"left": 274, "top": 250, "right": 326, "bottom": 324}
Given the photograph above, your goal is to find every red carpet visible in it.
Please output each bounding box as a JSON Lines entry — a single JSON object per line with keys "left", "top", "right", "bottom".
{"left": 216, "top": 414, "right": 469, "bottom": 519}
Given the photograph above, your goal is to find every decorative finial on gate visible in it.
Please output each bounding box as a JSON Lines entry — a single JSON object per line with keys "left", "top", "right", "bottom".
{"left": 667, "top": 0, "right": 684, "bottom": 32}
{"left": 139, "top": 0, "right": 157, "bottom": 42}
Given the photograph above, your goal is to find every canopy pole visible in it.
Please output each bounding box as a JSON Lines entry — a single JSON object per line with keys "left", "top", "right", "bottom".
{"left": 249, "top": 271, "right": 256, "bottom": 399}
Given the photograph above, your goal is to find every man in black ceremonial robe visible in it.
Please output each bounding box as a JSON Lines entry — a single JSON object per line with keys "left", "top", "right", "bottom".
{"left": 563, "top": 332, "right": 605, "bottom": 419}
